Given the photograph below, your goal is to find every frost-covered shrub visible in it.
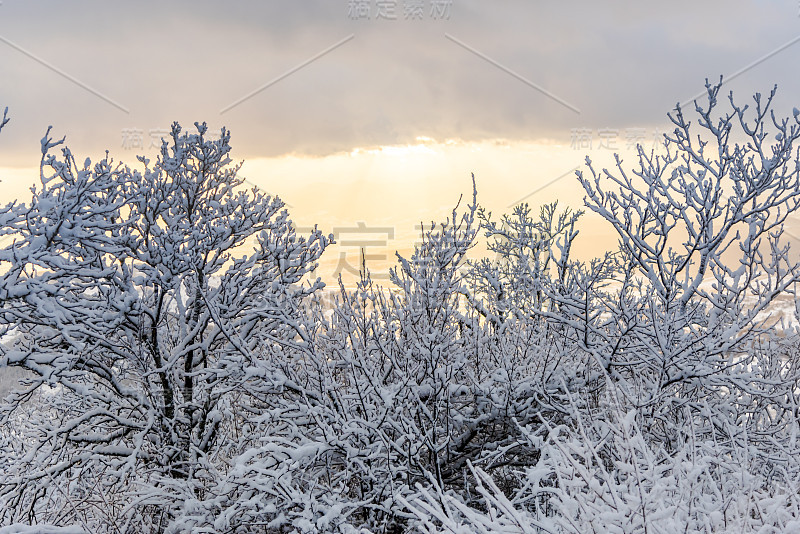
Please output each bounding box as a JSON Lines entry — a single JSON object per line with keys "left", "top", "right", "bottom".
{"left": 3, "top": 79, "right": 800, "bottom": 533}
{"left": 401, "top": 80, "right": 800, "bottom": 533}
{"left": 0, "top": 121, "right": 330, "bottom": 530}
{"left": 406, "top": 386, "right": 800, "bottom": 533}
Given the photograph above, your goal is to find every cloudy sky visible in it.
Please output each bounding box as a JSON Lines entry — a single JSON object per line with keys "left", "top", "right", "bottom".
{"left": 1, "top": 1, "right": 799, "bottom": 280}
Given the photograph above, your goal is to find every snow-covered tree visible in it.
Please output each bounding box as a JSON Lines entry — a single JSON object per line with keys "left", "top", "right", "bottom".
{"left": 168, "top": 184, "right": 486, "bottom": 531}
{"left": 4, "top": 78, "right": 800, "bottom": 533}
{"left": 568, "top": 79, "right": 800, "bottom": 446}
{"left": 0, "top": 122, "right": 330, "bottom": 530}
{"left": 403, "top": 79, "right": 800, "bottom": 533}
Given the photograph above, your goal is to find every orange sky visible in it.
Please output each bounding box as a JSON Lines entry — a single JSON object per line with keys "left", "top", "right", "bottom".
{"left": 237, "top": 138, "right": 623, "bottom": 284}
{"left": 5, "top": 131, "right": 800, "bottom": 288}
{"left": 0, "top": 136, "right": 654, "bottom": 286}
{"left": 3, "top": 1, "right": 800, "bottom": 285}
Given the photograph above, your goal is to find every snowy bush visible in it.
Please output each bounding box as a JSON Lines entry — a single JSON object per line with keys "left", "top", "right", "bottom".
{"left": 402, "top": 80, "right": 800, "bottom": 532}
{"left": 2, "top": 79, "right": 800, "bottom": 533}
{"left": 0, "top": 121, "right": 330, "bottom": 530}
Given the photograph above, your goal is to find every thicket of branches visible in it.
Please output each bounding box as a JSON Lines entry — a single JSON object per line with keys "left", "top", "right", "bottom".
{"left": 2, "top": 81, "right": 800, "bottom": 533}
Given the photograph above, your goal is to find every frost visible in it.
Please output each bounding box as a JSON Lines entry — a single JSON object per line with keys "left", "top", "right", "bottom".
{"left": 3, "top": 81, "right": 800, "bottom": 532}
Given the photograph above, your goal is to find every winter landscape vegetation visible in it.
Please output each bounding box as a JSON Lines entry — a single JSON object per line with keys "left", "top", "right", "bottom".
{"left": 2, "top": 80, "right": 800, "bottom": 532}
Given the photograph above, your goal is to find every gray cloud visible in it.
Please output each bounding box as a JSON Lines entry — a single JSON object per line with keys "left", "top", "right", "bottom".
{"left": 0, "top": 0, "right": 798, "bottom": 167}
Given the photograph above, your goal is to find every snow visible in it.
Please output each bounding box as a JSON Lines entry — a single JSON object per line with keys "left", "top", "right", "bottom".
{"left": 3, "top": 82, "right": 800, "bottom": 532}
{"left": 0, "top": 527, "right": 88, "bottom": 534}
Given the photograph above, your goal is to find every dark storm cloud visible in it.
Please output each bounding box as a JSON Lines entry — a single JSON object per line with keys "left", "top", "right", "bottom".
{"left": 0, "top": 0, "right": 798, "bottom": 166}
